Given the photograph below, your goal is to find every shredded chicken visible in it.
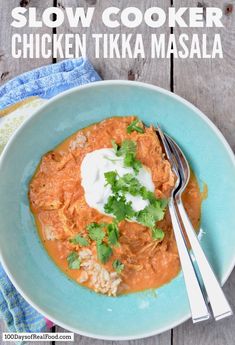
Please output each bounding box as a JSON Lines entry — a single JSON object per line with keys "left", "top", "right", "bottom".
{"left": 29, "top": 116, "right": 201, "bottom": 295}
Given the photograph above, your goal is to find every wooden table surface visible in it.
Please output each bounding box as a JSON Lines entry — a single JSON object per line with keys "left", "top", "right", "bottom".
{"left": 0, "top": 1, "right": 235, "bottom": 344}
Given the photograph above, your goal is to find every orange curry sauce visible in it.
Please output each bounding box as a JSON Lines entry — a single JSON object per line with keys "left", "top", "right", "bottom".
{"left": 29, "top": 117, "right": 202, "bottom": 295}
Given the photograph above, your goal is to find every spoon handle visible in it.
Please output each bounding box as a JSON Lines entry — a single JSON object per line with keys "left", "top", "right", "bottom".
{"left": 168, "top": 200, "right": 210, "bottom": 323}
{"left": 177, "top": 199, "right": 233, "bottom": 320}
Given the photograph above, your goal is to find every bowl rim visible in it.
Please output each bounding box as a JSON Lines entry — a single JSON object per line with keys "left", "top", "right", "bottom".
{"left": 0, "top": 80, "right": 235, "bottom": 340}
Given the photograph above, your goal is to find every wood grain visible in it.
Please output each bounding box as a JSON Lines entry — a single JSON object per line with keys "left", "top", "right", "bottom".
{"left": 173, "top": 1, "right": 235, "bottom": 342}
{"left": 173, "top": 268, "right": 235, "bottom": 345}
{"left": 173, "top": 0, "right": 235, "bottom": 151}
{"left": 54, "top": 330, "right": 171, "bottom": 345}
{"left": 57, "top": 0, "right": 171, "bottom": 89}
{"left": 0, "top": 0, "right": 53, "bottom": 86}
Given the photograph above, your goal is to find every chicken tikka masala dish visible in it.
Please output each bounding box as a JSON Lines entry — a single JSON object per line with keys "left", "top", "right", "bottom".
{"left": 29, "top": 116, "right": 202, "bottom": 296}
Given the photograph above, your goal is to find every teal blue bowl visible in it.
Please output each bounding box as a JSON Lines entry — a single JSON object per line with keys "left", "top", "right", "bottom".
{"left": 0, "top": 81, "right": 235, "bottom": 340}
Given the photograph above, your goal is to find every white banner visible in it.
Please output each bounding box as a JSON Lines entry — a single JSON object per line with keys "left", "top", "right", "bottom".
{"left": 2, "top": 332, "right": 74, "bottom": 342}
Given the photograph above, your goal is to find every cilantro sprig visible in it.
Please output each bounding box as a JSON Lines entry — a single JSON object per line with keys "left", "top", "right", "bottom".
{"left": 127, "top": 119, "right": 144, "bottom": 134}
{"left": 136, "top": 201, "right": 165, "bottom": 228}
{"left": 113, "top": 259, "right": 124, "bottom": 273}
{"left": 87, "top": 223, "right": 106, "bottom": 243}
{"left": 104, "top": 195, "right": 135, "bottom": 222}
{"left": 107, "top": 221, "right": 119, "bottom": 246}
{"left": 85, "top": 221, "right": 120, "bottom": 264}
{"left": 112, "top": 140, "right": 142, "bottom": 174}
{"left": 112, "top": 139, "right": 136, "bottom": 156}
{"left": 67, "top": 252, "right": 81, "bottom": 270}
{"left": 97, "top": 243, "right": 113, "bottom": 264}
{"left": 104, "top": 170, "right": 167, "bottom": 241}
{"left": 69, "top": 234, "right": 89, "bottom": 246}
{"left": 152, "top": 228, "right": 165, "bottom": 241}
{"left": 104, "top": 172, "right": 156, "bottom": 202}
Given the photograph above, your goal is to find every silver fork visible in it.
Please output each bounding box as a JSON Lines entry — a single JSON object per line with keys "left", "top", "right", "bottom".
{"left": 157, "top": 126, "right": 210, "bottom": 323}
{"left": 165, "top": 134, "right": 233, "bottom": 321}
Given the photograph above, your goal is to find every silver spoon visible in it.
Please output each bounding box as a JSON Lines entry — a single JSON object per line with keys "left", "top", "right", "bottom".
{"left": 165, "top": 134, "right": 233, "bottom": 321}
{"left": 157, "top": 126, "right": 210, "bottom": 323}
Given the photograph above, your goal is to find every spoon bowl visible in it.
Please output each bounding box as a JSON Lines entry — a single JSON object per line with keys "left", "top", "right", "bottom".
{"left": 166, "top": 135, "right": 190, "bottom": 196}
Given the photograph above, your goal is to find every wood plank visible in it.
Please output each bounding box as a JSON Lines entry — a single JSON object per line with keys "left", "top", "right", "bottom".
{"left": 173, "top": 1, "right": 235, "bottom": 343}
{"left": 54, "top": 329, "right": 171, "bottom": 345}
{"left": 173, "top": 268, "right": 235, "bottom": 345}
{"left": 57, "top": 0, "right": 171, "bottom": 89}
{"left": 0, "top": 0, "right": 54, "bottom": 86}
{"left": 173, "top": 0, "right": 235, "bottom": 150}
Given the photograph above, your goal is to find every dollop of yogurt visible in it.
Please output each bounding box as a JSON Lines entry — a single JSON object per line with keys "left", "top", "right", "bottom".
{"left": 81, "top": 148, "right": 155, "bottom": 215}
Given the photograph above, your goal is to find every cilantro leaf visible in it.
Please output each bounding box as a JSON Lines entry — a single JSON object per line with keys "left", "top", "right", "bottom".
{"left": 117, "top": 140, "right": 136, "bottom": 157}
{"left": 152, "top": 228, "right": 165, "bottom": 241}
{"left": 142, "top": 190, "right": 157, "bottom": 203}
{"left": 114, "top": 176, "right": 128, "bottom": 193}
{"left": 104, "top": 195, "right": 135, "bottom": 222}
{"left": 86, "top": 222, "right": 117, "bottom": 264}
{"left": 136, "top": 202, "right": 165, "bottom": 228}
{"left": 87, "top": 223, "right": 106, "bottom": 243}
{"left": 113, "top": 259, "right": 124, "bottom": 273}
{"left": 111, "top": 140, "right": 142, "bottom": 174}
{"left": 159, "top": 199, "right": 169, "bottom": 209}
{"left": 67, "top": 252, "right": 81, "bottom": 270}
{"left": 69, "top": 234, "right": 89, "bottom": 246}
{"left": 124, "top": 153, "right": 142, "bottom": 174}
{"left": 127, "top": 119, "right": 144, "bottom": 134}
{"left": 106, "top": 173, "right": 139, "bottom": 195}
{"left": 118, "top": 174, "right": 139, "bottom": 195}
{"left": 107, "top": 222, "right": 119, "bottom": 246}
{"left": 112, "top": 140, "right": 119, "bottom": 154}
{"left": 104, "top": 171, "right": 118, "bottom": 186}
{"left": 136, "top": 209, "right": 156, "bottom": 228}
{"left": 150, "top": 200, "right": 166, "bottom": 221}
{"left": 110, "top": 173, "right": 157, "bottom": 203}
{"left": 121, "top": 173, "right": 134, "bottom": 184}
{"left": 96, "top": 243, "right": 113, "bottom": 264}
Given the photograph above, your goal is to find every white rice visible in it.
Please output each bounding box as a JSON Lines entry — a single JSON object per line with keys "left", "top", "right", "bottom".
{"left": 78, "top": 249, "right": 122, "bottom": 296}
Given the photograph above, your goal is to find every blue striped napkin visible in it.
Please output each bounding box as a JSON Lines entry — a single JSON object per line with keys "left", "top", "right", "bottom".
{"left": 0, "top": 58, "right": 101, "bottom": 334}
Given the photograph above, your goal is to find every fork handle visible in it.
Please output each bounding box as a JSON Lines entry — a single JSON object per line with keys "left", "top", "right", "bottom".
{"left": 176, "top": 199, "right": 233, "bottom": 320}
{"left": 168, "top": 200, "right": 210, "bottom": 322}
